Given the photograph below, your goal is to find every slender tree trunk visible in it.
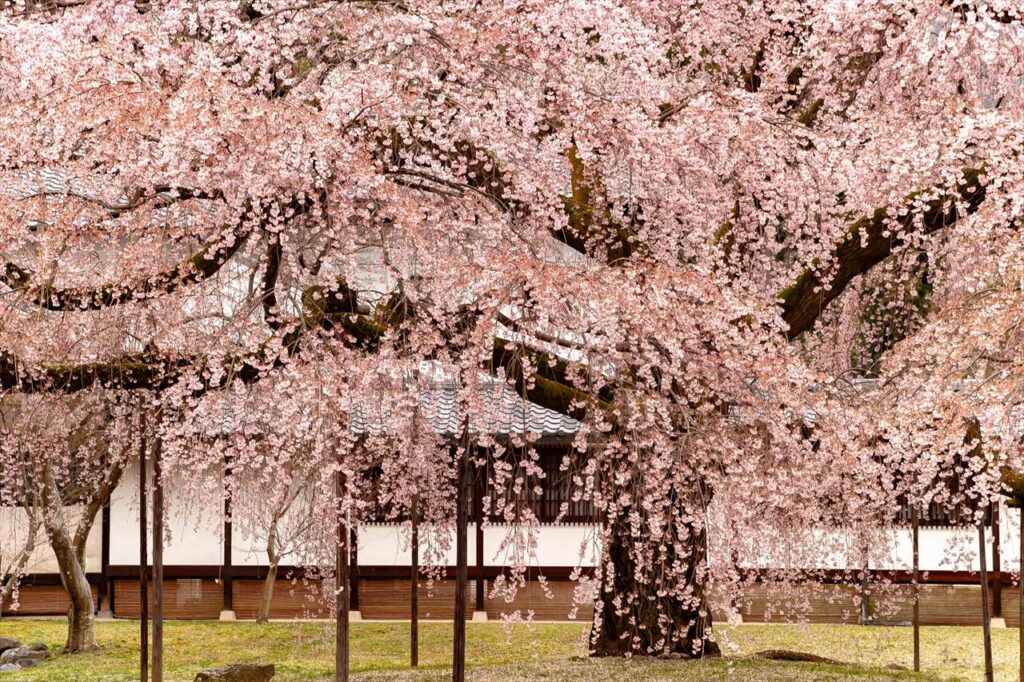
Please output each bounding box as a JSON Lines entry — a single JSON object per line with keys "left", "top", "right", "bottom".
{"left": 590, "top": 507, "right": 720, "bottom": 658}
{"left": 452, "top": 450, "right": 469, "bottom": 682}
{"left": 258, "top": 519, "right": 280, "bottom": 624}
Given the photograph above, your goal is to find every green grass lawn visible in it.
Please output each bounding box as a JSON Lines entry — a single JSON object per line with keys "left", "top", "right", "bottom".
{"left": 0, "top": 619, "right": 1016, "bottom": 681}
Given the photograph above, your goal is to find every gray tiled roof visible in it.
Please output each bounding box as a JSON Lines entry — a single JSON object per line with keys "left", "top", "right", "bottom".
{"left": 350, "top": 376, "right": 581, "bottom": 441}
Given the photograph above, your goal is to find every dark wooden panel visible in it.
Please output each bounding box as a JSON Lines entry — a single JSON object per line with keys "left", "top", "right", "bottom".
{"left": 485, "top": 579, "right": 594, "bottom": 622}
{"left": 1, "top": 584, "right": 99, "bottom": 617}
{"left": 358, "top": 578, "right": 475, "bottom": 620}
{"left": 112, "top": 578, "right": 223, "bottom": 619}
{"left": 231, "top": 578, "right": 332, "bottom": 620}
{"left": 737, "top": 583, "right": 862, "bottom": 624}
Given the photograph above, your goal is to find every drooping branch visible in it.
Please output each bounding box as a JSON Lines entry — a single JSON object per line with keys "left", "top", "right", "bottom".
{"left": 780, "top": 168, "right": 987, "bottom": 339}
{"left": 1, "top": 223, "right": 252, "bottom": 311}
{"left": 0, "top": 195, "right": 314, "bottom": 311}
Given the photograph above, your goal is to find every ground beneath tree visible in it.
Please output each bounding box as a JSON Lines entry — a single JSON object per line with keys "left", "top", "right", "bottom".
{"left": 0, "top": 620, "right": 1012, "bottom": 681}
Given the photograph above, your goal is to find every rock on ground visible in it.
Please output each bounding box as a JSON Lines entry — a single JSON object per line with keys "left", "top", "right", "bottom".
{"left": 194, "top": 663, "right": 276, "bottom": 681}
{"left": 0, "top": 639, "right": 19, "bottom": 655}
{"left": 0, "top": 643, "right": 49, "bottom": 671}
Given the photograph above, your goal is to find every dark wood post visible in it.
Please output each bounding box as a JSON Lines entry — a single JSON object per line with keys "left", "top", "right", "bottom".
{"left": 100, "top": 501, "right": 111, "bottom": 615}
{"left": 152, "top": 435, "right": 164, "bottom": 682}
{"left": 993, "top": 503, "right": 1002, "bottom": 618}
{"left": 410, "top": 494, "right": 419, "bottom": 668}
{"left": 223, "top": 455, "right": 233, "bottom": 614}
{"left": 1019, "top": 507, "right": 1023, "bottom": 682}
{"left": 911, "top": 503, "right": 920, "bottom": 672}
{"left": 474, "top": 465, "right": 485, "bottom": 614}
{"left": 452, "top": 448, "right": 469, "bottom": 682}
{"left": 139, "top": 433, "right": 148, "bottom": 682}
{"left": 350, "top": 527, "right": 359, "bottom": 613}
{"left": 859, "top": 546, "right": 870, "bottom": 625}
{"left": 335, "top": 464, "right": 349, "bottom": 682}
{"left": 979, "top": 523, "right": 994, "bottom": 682}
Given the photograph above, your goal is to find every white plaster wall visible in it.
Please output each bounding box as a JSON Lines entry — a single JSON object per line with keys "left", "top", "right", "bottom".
{"left": 18, "top": 472, "right": 1024, "bottom": 577}
{"left": 356, "top": 523, "right": 600, "bottom": 568}
{"left": 0, "top": 505, "right": 102, "bottom": 573}
{"left": 108, "top": 462, "right": 223, "bottom": 566}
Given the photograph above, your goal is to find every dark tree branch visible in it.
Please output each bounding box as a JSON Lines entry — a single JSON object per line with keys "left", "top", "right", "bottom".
{"left": 780, "top": 168, "right": 987, "bottom": 339}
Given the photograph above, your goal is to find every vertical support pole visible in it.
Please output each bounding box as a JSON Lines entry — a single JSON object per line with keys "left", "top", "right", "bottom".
{"left": 980, "top": 523, "right": 994, "bottom": 682}
{"left": 410, "top": 494, "right": 419, "bottom": 668}
{"left": 223, "top": 455, "right": 233, "bottom": 615}
{"left": 452, "top": 448, "right": 468, "bottom": 682}
{"left": 100, "top": 501, "right": 111, "bottom": 615}
{"left": 1019, "top": 507, "right": 1023, "bottom": 682}
{"left": 474, "top": 465, "right": 484, "bottom": 614}
{"left": 335, "top": 461, "right": 349, "bottom": 682}
{"left": 152, "top": 435, "right": 164, "bottom": 682}
{"left": 912, "top": 503, "right": 920, "bottom": 673}
{"left": 350, "top": 527, "right": 359, "bottom": 613}
{"left": 993, "top": 503, "right": 1003, "bottom": 619}
{"left": 139, "top": 433, "right": 148, "bottom": 682}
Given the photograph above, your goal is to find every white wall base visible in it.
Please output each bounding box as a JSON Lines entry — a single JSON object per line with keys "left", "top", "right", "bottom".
{"left": 218, "top": 610, "right": 236, "bottom": 621}
{"left": 350, "top": 610, "right": 363, "bottom": 622}
{"left": 471, "top": 611, "right": 488, "bottom": 623}
{"left": 990, "top": 617, "right": 1007, "bottom": 629}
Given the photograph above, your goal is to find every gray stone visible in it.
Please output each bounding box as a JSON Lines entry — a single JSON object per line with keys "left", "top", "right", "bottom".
{"left": 0, "top": 645, "right": 49, "bottom": 666}
{"left": 0, "top": 640, "right": 18, "bottom": 655}
{"left": 194, "top": 663, "right": 275, "bottom": 682}
{"left": 0, "top": 663, "right": 19, "bottom": 673}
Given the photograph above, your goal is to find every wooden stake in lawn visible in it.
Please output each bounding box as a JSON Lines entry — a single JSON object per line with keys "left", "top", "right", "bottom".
{"left": 1019, "top": 505, "right": 1023, "bottom": 682}
{"left": 452, "top": 447, "right": 469, "bottom": 682}
{"left": 979, "top": 522, "right": 994, "bottom": 682}
{"left": 139, "top": 427, "right": 148, "bottom": 682}
{"left": 336, "top": 462, "right": 350, "bottom": 682}
{"left": 152, "top": 432, "right": 164, "bottom": 682}
{"left": 410, "top": 494, "right": 419, "bottom": 668}
{"left": 912, "top": 503, "right": 920, "bottom": 673}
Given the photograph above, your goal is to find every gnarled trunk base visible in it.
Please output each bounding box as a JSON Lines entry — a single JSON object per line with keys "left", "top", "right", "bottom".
{"left": 64, "top": 591, "right": 98, "bottom": 653}
{"left": 590, "top": 513, "right": 720, "bottom": 659}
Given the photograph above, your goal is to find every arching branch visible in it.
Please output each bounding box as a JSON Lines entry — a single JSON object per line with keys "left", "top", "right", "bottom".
{"left": 780, "top": 168, "right": 987, "bottom": 339}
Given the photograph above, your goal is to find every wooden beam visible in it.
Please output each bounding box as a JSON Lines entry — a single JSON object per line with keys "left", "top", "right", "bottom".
{"left": 410, "top": 495, "right": 419, "bottom": 668}
{"left": 223, "top": 456, "right": 233, "bottom": 613}
{"left": 152, "top": 435, "right": 164, "bottom": 682}
{"left": 992, "top": 503, "right": 1002, "bottom": 618}
{"left": 979, "top": 523, "right": 993, "bottom": 682}
{"left": 474, "top": 467, "right": 485, "bottom": 614}
{"left": 335, "top": 463, "right": 349, "bottom": 682}
{"left": 912, "top": 503, "right": 920, "bottom": 672}
{"left": 452, "top": 448, "right": 469, "bottom": 682}
{"left": 139, "top": 433, "right": 148, "bottom": 682}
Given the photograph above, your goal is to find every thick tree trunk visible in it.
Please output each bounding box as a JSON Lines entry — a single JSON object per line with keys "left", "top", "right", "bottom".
{"left": 40, "top": 466, "right": 98, "bottom": 653}
{"left": 590, "top": 511, "right": 720, "bottom": 659}
{"left": 47, "top": 520, "right": 98, "bottom": 652}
